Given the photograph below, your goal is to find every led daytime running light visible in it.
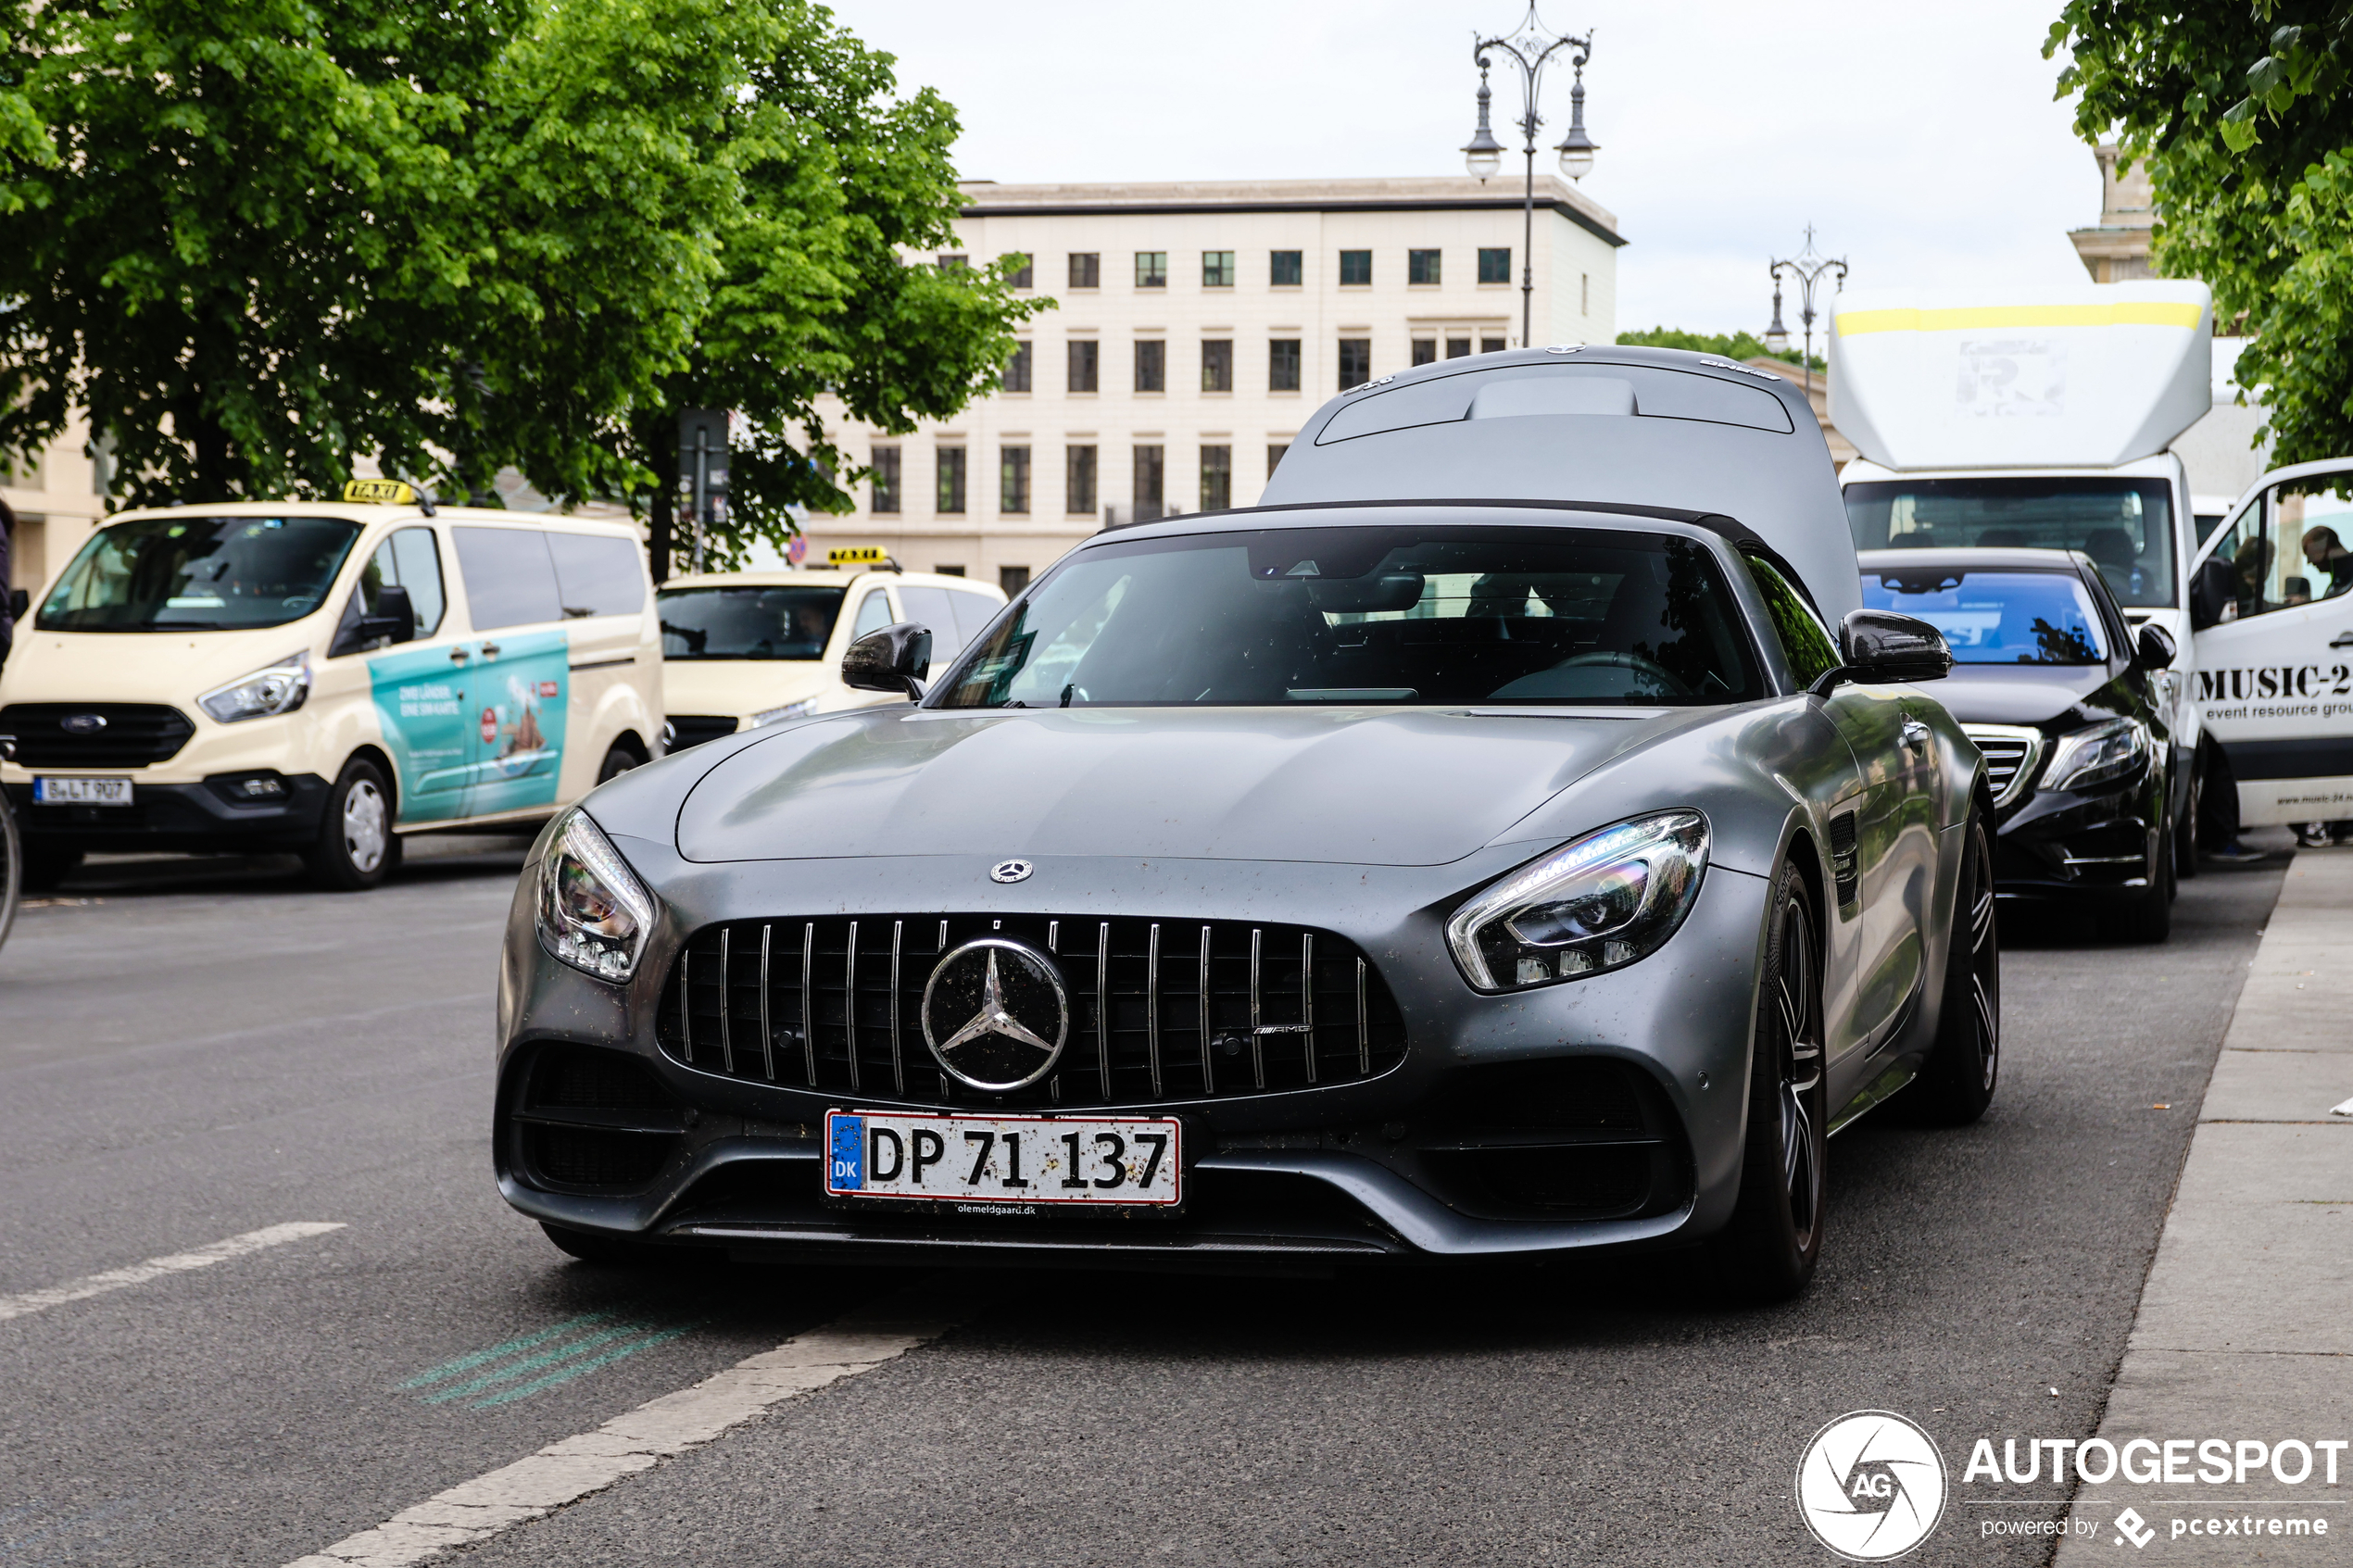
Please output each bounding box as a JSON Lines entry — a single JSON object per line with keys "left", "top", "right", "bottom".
{"left": 535, "top": 808, "right": 657, "bottom": 984}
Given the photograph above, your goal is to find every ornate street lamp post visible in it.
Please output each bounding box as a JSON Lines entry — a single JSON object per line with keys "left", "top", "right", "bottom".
{"left": 1462, "top": 6, "right": 1598, "bottom": 348}
{"left": 1765, "top": 227, "right": 1848, "bottom": 396}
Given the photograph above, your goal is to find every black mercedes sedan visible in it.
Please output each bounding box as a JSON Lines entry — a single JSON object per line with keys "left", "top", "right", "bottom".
{"left": 1859, "top": 546, "right": 2177, "bottom": 941}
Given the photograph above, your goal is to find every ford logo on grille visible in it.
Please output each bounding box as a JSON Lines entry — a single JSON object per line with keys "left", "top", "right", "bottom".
{"left": 60, "top": 713, "right": 108, "bottom": 734}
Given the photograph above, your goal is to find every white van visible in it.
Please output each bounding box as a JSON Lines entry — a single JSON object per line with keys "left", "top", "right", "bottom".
{"left": 657, "top": 557, "right": 1008, "bottom": 749}
{"left": 0, "top": 485, "right": 661, "bottom": 890}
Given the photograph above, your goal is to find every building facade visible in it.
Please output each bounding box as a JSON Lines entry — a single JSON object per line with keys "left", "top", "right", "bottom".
{"left": 805, "top": 175, "right": 1624, "bottom": 590}
{"left": 2, "top": 414, "right": 106, "bottom": 608}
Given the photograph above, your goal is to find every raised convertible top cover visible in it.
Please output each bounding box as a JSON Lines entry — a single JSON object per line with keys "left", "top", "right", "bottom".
{"left": 1258, "top": 345, "right": 1862, "bottom": 625}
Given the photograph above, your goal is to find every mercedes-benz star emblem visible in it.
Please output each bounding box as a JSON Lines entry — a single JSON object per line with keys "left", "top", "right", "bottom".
{"left": 989, "top": 859, "right": 1033, "bottom": 884}
{"left": 921, "top": 938, "right": 1069, "bottom": 1091}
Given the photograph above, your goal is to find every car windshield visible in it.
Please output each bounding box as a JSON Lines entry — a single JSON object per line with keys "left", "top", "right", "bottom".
{"left": 932, "top": 523, "right": 1766, "bottom": 709}
{"left": 35, "top": 514, "right": 363, "bottom": 633}
{"left": 658, "top": 585, "right": 846, "bottom": 659}
{"left": 1861, "top": 567, "right": 2108, "bottom": 665}
{"left": 1843, "top": 477, "right": 2175, "bottom": 608}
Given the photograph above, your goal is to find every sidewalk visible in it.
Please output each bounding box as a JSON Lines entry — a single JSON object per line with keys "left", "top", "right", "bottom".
{"left": 2057, "top": 848, "right": 2353, "bottom": 1562}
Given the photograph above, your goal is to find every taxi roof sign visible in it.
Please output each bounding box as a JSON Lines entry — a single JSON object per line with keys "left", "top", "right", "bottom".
{"left": 826, "top": 546, "right": 891, "bottom": 565}
{"left": 343, "top": 479, "right": 419, "bottom": 506}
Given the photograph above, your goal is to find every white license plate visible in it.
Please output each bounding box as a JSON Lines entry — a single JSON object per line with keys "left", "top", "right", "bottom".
{"left": 33, "top": 776, "right": 132, "bottom": 806}
{"left": 824, "top": 1110, "right": 1181, "bottom": 1209}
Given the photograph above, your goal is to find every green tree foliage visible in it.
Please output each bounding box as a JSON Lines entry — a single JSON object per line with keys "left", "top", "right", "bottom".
{"left": 1615, "top": 327, "right": 1821, "bottom": 371}
{"left": 0, "top": 0, "right": 1034, "bottom": 571}
{"left": 2050, "top": 2, "right": 2353, "bottom": 462}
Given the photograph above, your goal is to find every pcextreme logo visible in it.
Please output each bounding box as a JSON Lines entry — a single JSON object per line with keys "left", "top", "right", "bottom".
{"left": 1795, "top": 1411, "right": 1949, "bottom": 1562}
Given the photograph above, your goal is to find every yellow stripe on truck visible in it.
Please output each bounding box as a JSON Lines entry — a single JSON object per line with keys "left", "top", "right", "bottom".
{"left": 1833, "top": 302, "right": 2206, "bottom": 336}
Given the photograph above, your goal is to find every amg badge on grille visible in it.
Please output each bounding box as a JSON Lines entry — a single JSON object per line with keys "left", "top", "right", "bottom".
{"left": 921, "top": 938, "right": 1069, "bottom": 1091}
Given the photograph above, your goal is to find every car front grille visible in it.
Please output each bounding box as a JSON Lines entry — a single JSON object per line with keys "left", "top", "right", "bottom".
{"left": 1963, "top": 726, "right": 2045, "bottom": 809}
{"left": 665, "top": 714, "right": 740, "bottom": 751}
{"left": 0, "top": 703, "right": 196, "bottom": 768}
{"left": 655, "top": 914, "right": 1409, "bottom": 1108}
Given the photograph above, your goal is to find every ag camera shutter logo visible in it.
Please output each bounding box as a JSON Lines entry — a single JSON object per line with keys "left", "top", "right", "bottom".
{"left": 1796, "top": 1411, "right": 1948, "bottom": 1561}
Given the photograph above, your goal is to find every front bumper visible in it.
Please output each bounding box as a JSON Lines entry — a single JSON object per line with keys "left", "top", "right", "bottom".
{"left": 493, "top": 834, "right": 1772, "bottom": 1268}
{"left": 1987, "top": 764, "right": 2165, "bottom": 899}
{"left": 4, "top": 773, "right": 331, "bottom": 854}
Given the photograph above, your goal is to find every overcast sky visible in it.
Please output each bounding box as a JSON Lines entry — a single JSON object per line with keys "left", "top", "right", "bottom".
{"left": 829, "top": 0, "right": 2105, "bottom": 341}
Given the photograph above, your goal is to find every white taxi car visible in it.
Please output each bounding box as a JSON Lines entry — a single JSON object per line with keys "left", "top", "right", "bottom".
{"left": 657, "top": 552, "right": 1008, "bottom": 749}
{"left": 0, "top": 483, "right": 661, "bottom": 890}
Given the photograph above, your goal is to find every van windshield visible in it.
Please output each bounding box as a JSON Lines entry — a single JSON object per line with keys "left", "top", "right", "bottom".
{"left": 1843, "top": 477, "right": 2175, "bottom": 608}
{"left": 658, "top": 585, "right": 846, "bottom": 659}
{"left": 36, "top": 515, "right": 363, "bottom": 633}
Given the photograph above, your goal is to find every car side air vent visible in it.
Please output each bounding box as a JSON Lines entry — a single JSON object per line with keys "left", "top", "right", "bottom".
{"left": 1828, "top": 810, "right": 1860, "bottom": 913}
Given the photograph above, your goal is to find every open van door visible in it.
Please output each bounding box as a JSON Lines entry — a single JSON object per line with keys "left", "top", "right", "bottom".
{"left": 2190, "top": 458, "right": 2353, "bottom": 831}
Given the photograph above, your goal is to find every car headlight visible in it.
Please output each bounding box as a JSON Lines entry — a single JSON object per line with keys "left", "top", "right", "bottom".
{"left": 2041, "top": 717, "right": 2151, "bottom": 795}
{"left": 197, "top": 651, "right": 310, "bottom": 723}
{"left": 535, "top": 808, "right": 657, "bottom": 983}
{"left": 746, "top": 696, "right": 818, "bottom": 728}
{"left": 1446, "top": 810, "right": 1710, "bottom": 992}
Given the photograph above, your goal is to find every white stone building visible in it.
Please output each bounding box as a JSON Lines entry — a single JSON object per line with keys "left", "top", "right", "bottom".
{"left": 805, "top": 174, "right": 1624, "bottom": 592}
{"left": 2, "top": 414, "right": 107, "bottom": 608}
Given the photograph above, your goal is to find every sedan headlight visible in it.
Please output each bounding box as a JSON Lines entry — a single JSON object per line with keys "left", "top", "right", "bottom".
{"left": 746, "top": 696, "right": 818, "bottom": 728}
{"left": 2041, "top": 717, "right": 2151, "bottom": 795}
{"left": 197, "top": 651, "right": 310, "bottom": 723}
{"left": 535, "top": 808, "right": 657, "bottom": 983}
{"left": 1446, "top": 810, "right": 1710, "bottom": 992}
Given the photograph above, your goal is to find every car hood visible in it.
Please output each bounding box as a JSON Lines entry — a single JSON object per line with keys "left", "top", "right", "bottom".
{"left": 1931, "top": 665, "right": 2126, "bottom": 728}
{"left": 674, "top": 707, "right": 1680, "bottom": 866}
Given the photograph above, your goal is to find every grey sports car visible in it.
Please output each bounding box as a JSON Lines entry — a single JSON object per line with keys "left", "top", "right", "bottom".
{"left": 496, "top": 346, "right": 1997, "bottom": 1298}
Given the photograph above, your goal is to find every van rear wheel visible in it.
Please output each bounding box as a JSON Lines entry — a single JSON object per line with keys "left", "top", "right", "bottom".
{"left": 305, "top": 759, "right": 398, "bottom": 891}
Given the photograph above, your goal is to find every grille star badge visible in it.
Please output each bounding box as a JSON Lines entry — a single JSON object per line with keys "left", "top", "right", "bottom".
{"left": 921, "top": 938, "right": 1069, "bottom": 1091}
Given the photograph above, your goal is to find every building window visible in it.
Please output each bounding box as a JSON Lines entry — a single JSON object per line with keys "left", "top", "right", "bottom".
{"left": 1000, "top": 445, "right": 1030, "bottom": 515}
{"left": 1202, "top": 339, "right": 1233, "bottom": 393}
{"left": 1268, "top": 443, "right": 1290, "bottom": 474}
{"left": 1408, "top": 248, "right": 1441, "bottom": 285}
{"left": 1481, "top": 335, "right": 1507, "bottom": 355}
{"left": 1200, "top": 445, "right": 1232, "bottom": 512}
{"left": 937, "top": 253, "right": 968, "bottom": 270}
{"left": 1270, "top": 338, "right": 1302, "bottom": 392}
{"left": 937, "top": 564, "right": 966, "bottom": 577}
{"left": 1068, "top": 339, "right": 1099, "bottom": 393}
{"left": 1006, "top": 253, "right": 1033, "bottom": 289}
{"left": 1338, "top": 338, "right": 1371, "bottom": 389}
{"left": 1066, "top": 445, "right": 1098, "bottom": 515}
{"left": 1202, "top": 250, "right": 1235, "bottom": 288}
{"left": 1134, "top": 445, "right": 1164, "bottom": 513}
{"left": 1270, "top": 250, "right": 1303, "bottom": 287}
{"left": 1000, "top": 566, "right": 1030, "bottom": 595}
{"left": 870, "top": 446, "right": 901, "bottom": 514}
{"left": 1003, "top": 341, "right": 1033, "bottom": 393}
{"left": 1338, "top": 250, "right": 1371, "bottom": 286}
{"left": 1135, "top": 339, "right": 1165, "bottom": 393}
{"left": 1478, "top": 247, "right": 1511, "bottom": 284}
{"left": 1446, "top": 336, "right": 1472, "bottom": 358}
{"left": 1069, "top": 252, "right": 1100, "bottom": 289}
{"left": 1581, "top": 272, "right": 1591, "bottom": 315}
{"left": 1136, "top": 251, "right": 1167, "bottom": 288}
{"left": 937, "top": 447, "right": 966, "bottom": 515}
{"left": 1411, "top": 338, "right": 1437, "bottom": 367}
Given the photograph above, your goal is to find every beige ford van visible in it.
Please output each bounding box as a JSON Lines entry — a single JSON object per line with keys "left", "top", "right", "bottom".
{"left": 0, "top": 485, "right": 661, "bottom": 890}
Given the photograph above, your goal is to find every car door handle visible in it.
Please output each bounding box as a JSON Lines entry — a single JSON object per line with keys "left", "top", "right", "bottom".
{"left": 478, "top": 641, "right": 501, "bottom": 659}
{"left": 447, "top": 647, "right": 471, "bottom": 664}
{"left": 1901, "top": 717, "right": 1931, "bottom": 751}
{"left": 2331, "top": 630, "right": 2353, "bottom": 648}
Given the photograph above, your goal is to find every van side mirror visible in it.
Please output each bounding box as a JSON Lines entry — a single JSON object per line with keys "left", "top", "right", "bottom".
{"left": 843, "top": 622, "right": 932, "bottom": 700}
{"left": 2190, "top": 557, "right": 2236, "bottom": 631}
{"left": 1810, "top": 609, "right": 1953, "bottom": 696}
{"left": 359, "top": 583, "right": 417, "bottom": 646}
{"left": 2135, "top": 622, "right": 2177, "bottom": 671}
{"left": 7, "top": 588, "right": 25, "bottom": 621}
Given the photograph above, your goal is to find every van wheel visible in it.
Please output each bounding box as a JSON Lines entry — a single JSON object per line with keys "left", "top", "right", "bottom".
{"left": 1708, "top": 858, "right": 1827, "bottom": 1302}
{"left": 2108, "top": 828, "right": 2172, "bottom": 944}
{"left": 19, "top": 843, "right": 82, "bottom": 894}
{"left": 306, "top": 759, "right": 398, "bottom": 891}
{"left": 2175, "top": 751, "right": 2202, "bottom": 880}
{"left": 1905, "top": 803, "right": 2000, "bottom": 1125}
{"left": 596, "top": 743, "right": 642, "bottom": 786}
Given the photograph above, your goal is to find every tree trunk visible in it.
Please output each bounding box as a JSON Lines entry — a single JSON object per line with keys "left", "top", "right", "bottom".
{"left": 645, "top": 420, "right": 678, "bottom": 584}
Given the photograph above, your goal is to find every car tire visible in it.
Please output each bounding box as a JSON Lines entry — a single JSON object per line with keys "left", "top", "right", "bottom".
{"left": 1905, "top": 803, "right": 2000, "bottom": 1126}
{"left": 1709, "top": 858, "right": 1828, "bottom": 1302}
{"left": 2175, "top": 748, "right": 2202, "bottom": 881}
{"left": 539, "top": 1221, "right": 654, "bottom": 1266}
{"left": 304, "top": 759, "right": 398, "bottom": 891}
{"left": 2109, "top": 827, "right": 2172, "bottom": 945}
{"left": 595, "top": 743, "right": 642, "bottom": 787}
{"left": 19, "top": 842, "right": 82, "bottom": 893}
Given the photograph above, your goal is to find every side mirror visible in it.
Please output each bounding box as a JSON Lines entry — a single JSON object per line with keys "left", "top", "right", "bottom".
{"left": 842, "top": 621, "right": 933, "bottom": 700}
{"left": 1811, "top": 609, "right": 1952, "bottom": 696}
{"left": 2189, "top": 556, "right": 2235, "bottom": 631}
{"left": 357, "top": 583, "right": 417, "bottom": 646}
{"left": 2135, "top": 622, "right": 2177, "bottom": 671}
{"left": 7, "top": 587, "right": 25, "bottom": 621}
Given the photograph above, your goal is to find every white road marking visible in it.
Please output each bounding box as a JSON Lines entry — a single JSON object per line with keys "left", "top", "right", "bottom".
{"left": 285, "top": 1288, "right": 955, "bottom": 1568}
{"left": 0, "top": 1222, "right": 346, "bottom": 1323}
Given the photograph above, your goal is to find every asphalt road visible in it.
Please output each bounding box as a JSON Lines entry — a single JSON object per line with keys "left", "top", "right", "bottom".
{"left": 0, "top": 834, "right": 2295, "bottom": 1566}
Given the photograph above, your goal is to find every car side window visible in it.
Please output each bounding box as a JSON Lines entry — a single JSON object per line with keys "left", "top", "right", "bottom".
{"left": 849, "top": 588, "right": 895, "bottom": 642}
{"left": 2272, "top": 477, "right": 2353, "bottom": 606}
{"left": 453, "top": 526, "right": 562, "bottom": 631}
{"left": 547, "top": 533, "right": 646, "bottom": 618}
{"left": 2209, "top": 498, "right": 2277, "bottom": 620}
{"left": 360, "top": 526, "right": 447, "bottom": 637}
{"left": 1746, "top": 553, "right": 1840, "bottom": 686}
{"left": 948, "top": 589, "right": 1007, "bottom": 647}
{"left": 896, "top": 583, "right": 965, "bottom": 664}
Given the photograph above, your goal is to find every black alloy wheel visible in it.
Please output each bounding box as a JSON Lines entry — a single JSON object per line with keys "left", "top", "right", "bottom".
{"left": 2175, "top": 747, "right": 2203, "bottom": 881}
{"left": 1906, "top": 802, "right": 2001, "bottom": 1125}
{"left": 1711, "top": 859, "right": 1828, "bottom": 1301}
{"left": 305, "top": 757, "right": 400, "bottom": 891}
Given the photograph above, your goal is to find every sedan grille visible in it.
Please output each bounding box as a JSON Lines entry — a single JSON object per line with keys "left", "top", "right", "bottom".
{"left": 664, "top": 715, "right": 740, "bottom": 752}
{"left": 0, "top": 703, "right": 195, "bottom": 768}
{"left": 655, "top": 914, "right": 1408, "bottom": 1108}
{"left": 1963, "top": 725, "right": 2045, "bottom": 808}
